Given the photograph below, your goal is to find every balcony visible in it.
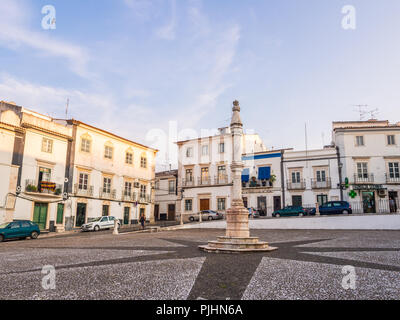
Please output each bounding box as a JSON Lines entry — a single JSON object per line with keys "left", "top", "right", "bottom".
{"left": 386, "top": 173, "right": 400, "bottom": 184}
{"left": 311, "top": 178, "right": 332, "bottom": 189}
{"left": 354, "top": 174, "right": 374, "bottom": 184}
{"left": 197, "top": 177, "right": 211, "bottom": 186}
{"left": 74, "top": 184, "right": 94, "bottom": 197}
{"left": 138, "top": 193, "right": 152, "bottom": 203}
{"left": 215, "top": 174, "right": 229, "bottom": 185}
{"left": 122, "top": 191, "right": 137, "bottom": 202}
{"left": 242, "top": 179, "right": 273, "bottom": 189}
{"left": 99, "top": 188, "right": 116, "bottom": 200}
{"left": 287, "top": 179, "right": 306, "bottom": 190}
{"left": 25, "top": 179, "right": 63, "bottom": 196}
{"left": 182, "top": 179, "right": 195, "bottom": 187}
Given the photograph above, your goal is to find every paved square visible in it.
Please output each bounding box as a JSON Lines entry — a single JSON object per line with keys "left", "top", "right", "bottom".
{"left": 0, "top": 229, "right": 399, "bottom": 300}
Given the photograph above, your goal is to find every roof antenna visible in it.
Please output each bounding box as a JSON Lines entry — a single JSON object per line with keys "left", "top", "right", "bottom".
{"left": 353, "top": 104, "right": 368, "bottom": 120}
{"left": 65, "top": 98, "right": 69, "bottom": 119}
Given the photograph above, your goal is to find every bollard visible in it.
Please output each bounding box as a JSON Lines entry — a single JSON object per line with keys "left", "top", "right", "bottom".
{"left": 113, "top": 218, "right": 119, "bottom": 235}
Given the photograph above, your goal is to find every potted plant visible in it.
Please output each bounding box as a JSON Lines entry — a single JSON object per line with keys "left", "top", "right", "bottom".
{"left": 269, "top": 174, "right": 277, "bottom": 187}
{"left": 54, "top": 188, "right": 62, "bottom": 195}
{"left": 26, "top": 184, "right": 37, "bottom": 192}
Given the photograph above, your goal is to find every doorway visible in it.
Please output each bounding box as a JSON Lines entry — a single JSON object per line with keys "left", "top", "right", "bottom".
{"left": 362, "top": 191, "right": 376, "bottom": 213}
{"left": 76, "top": 203, "right": 86, "bottom": 227}
{"left": 273, "top": 196, "right": 281, "bottom": 212}
{"left": 292, "top": 195, "right": 302, "bottom": 207}
{"left": 154, "top": 204, "right": 159, "bottom": 221}
{"left": 257, "top": 196, "right": 267, "bottom": 216}
{"left": 200, "top": 199, "right": 210, "bottom": 211}
{"left": 168, "top": 204, "right": 176, "bottom": 221}
{"left": 124, "top": 207, "right": 130, "bottom": 225}
{"left": 33, "top": 202, "right": 48, "bottom": 230}
{"left": 389, "top": 191, "right": 398, "bottom": 213}
{"left": 317, "top": 194, "right": 328, "bottom": 206}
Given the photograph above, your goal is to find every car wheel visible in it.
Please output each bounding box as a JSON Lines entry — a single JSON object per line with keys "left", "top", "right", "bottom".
{"left": 208, "top": 216, "right": 213, "bottom": 221}
{"left": 94, "top": 225, "right": 100, "bottom": 232}
{"left": 189, "top": 217, "right": 194, "bottom": 222}
{"left": 0, "top": 235, "right": 4, "bottom": 242}
{"left": 299, "top": 213, "right": 304, "bottom": 217}
{"left": 276, "top": 214, "right": 280, "bottom": 218}
{"left": 30, "top": 231, "right": 39, "bottom": 240}
{"left": 342, "top": 210, "right": 349, "bottom": 214}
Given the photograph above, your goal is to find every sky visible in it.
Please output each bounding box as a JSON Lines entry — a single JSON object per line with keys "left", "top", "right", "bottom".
{"left": 1, "top": 0, "right": 400, "bottom": 171}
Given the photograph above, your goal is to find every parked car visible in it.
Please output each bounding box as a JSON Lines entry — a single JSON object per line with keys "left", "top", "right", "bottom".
{"left": 319, "top": 201, "right": 352, "bottom": 215}
{"left": 189, "top": 210, "right": 223, "bottom": 222}
{"left": 272, "top": 206, "right": 306, "bottom": 217}
{"left": 0, "top": 220, "right": 40, "bottom": 242}
{"left": 248, "top": 208, "right": 260, "bottom": 218}
{"left": 81, "top": 216, "right": 121, "bottom": 232}
{"left": 304, "top": 207, "right": 317, "bottom": 215}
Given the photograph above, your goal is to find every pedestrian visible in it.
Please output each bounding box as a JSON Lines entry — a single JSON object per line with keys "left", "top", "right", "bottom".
{"left": 140, "top": 214, "right": 145, "bottom": 230}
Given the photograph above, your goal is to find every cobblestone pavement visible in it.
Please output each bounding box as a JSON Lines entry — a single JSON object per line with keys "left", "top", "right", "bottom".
{"left": 0, "top": 229, "right": 399, "bottom": 300}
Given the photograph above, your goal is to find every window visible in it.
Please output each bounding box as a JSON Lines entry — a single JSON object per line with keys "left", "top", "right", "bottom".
{"left": 217, "top": 198, "right": 226, "bottom": 211}
{"left": 387, "top": 135, "right": 396, "bottom": 145}
{"left": 201, "top": 167, "right": 209, "bottom": 182}
{"left": 185, "top": 169, "right": 193, "bottom": 182}
{"left": 316, "top": 170, "right": 326, "bottom": 182}
{"left": 186, "top": 147, "right": 193, "bottom": 157}
{"left": 317, "top": 194, "right": 328, "bottom": 206}
{"left": 357, "top": 162, "right": 368, "bottom": 178}
{"left": 104, "top": 146, "right": 113, "bottom": 159}
{"left": 39, "top": 167, "right": 51, "bottom": 183}
{"left": 218, "top": 143, "right": 225, "bottom": 153}
{"left": 124, "top": 182, "right": 132, "bottom": 196}
{"left": 41, "top": 138, "right": 53, "bottom": 153}
{"left": 218, "top": 166, "right": 226, "bottom": 176}
{"left": 103, "top": 177, "right": 111, "bottom": 193}
{"left": 126, "top": 152, "right": 133, "bottom": 164}
{"left": 78, "top": 173, "right": 89, "bottom": 190}
{"left": 185, "top": 199, "right": 192, "bottom": 211}
{"left": 356, "top": 136, "right": 364, "bottom": 146}
{"left": 81, "top": 138, "right": 91, "bottom": 153}
{"left": 140, "top": 156, "right": 147, "bottom": 168}
{"left": 140, "top": 185, "right": 147, "bottom": 198}
{"left": 168, "top": 180, "right": 175, "bottom": 194}
{"left": 389, "top": 162, "right": 400, "bottom": 178}
{"left": 291, "top": 172, "right": 301, "bottom": 183}
{"left": 201, "top": 145, "right": 209, "bottom": 156}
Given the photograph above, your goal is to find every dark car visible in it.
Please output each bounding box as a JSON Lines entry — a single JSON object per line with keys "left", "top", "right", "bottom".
{"left": 272, "top": 206, "right": 306, "bottom": 217}
{"left": 0, "top": 220, "right": 40, "bottom": 242}
{"left": 319, "top": 201, "right": 352, "bottom": 215}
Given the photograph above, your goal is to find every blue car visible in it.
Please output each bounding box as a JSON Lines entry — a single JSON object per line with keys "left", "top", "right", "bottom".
{"left": 319, "top": 201, "right": 352, "bottom": 215}
{"left": 0, "top": 220, "right": 41, "bottom": 242}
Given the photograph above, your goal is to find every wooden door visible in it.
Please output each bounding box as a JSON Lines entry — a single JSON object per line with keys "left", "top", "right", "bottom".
{"left": 168, "top": 204, "right": 176, "bottom": 221}
{"left": 76, "top": 203, "right": 86, "bottom": 227}
{"left": 200, "top": 199, "right": 210, "bottom": 211}
{"left": 33, "top": 203, "right": 48, "bottom": 230}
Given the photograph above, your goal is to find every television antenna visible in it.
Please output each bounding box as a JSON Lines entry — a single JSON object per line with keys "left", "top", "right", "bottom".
{"left": 353, "top": 104, "right": 369, "bottom": 120}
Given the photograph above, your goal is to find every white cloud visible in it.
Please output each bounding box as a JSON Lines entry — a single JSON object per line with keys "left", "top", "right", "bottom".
{"left": 155, "top": 0, "right": 177, "bottom": 40}
{"left": 0, "top": 0, "right": 91, "bottom": 78}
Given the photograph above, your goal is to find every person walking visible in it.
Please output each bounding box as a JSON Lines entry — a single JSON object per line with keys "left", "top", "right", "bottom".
{"left": 139, "top": 213, "right": 145, "bottom": 230}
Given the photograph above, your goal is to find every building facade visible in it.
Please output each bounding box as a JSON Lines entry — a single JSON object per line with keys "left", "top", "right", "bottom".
{"left": 333, "top": 120, "right": 400, "bottom": 213}
{"left": 282, "top": 147, "right": 342, "bottom": 209}
{"left": 0, "top": 101, "right": 157, "bottom": 230}
{"left": 177, "top": 127, "right": 267, "bottom": 219}
{"left": 154, "top": 170, "right": 178, "bottom": 221}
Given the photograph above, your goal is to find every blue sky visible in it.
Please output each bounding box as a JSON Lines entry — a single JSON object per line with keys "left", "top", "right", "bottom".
{"left": 1, "top": 0, "right": 400, "bottom": 170}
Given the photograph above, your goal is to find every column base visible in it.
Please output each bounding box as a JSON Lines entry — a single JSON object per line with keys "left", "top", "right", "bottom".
{"left": 199, "top": 236, "right": 278, "bottom": 253}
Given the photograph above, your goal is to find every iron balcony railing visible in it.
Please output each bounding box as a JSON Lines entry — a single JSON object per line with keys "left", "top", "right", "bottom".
{"left": 311, "top": 178, "right": 332, "bottom": 189}
{"left": 74, "top": 184, "right": 94, "bottom": 197}
{"left": 182, "top": 178, "right": 195, "bottom": 187}
{"left": 215, "top": 174, "right": 229, "bottom": 185}
{"left": 198, "top": 177, "right": 211, "bottom": 186}
{"left": 354, "top": 173, "right": 374, "bottom": 183}
{"left": 122, "top": 191, "right": 137, "bottom": 202}
{"left": 25, "top": 179, "right": 63, "bottom": 195}
{"left": 139, "top": 194, "right": 152, "bottom": 203}
{"left": 386, "top": 173, "right": 400, "bottom": 184}
{"left": 99, "top": 188, "right": 117, "bottom": 200}
{"left": 287, "top": 179, "right": 306, "bottom": 190}
{"left": 242, "top": 179, "right": 273, "bottom": 188}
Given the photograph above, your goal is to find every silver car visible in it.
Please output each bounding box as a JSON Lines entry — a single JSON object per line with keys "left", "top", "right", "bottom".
{"left": 189, "top": 210, "right": 223, "bottom": 222}
{"left": 81, "top": 216, "right": 121, "bottom": 232}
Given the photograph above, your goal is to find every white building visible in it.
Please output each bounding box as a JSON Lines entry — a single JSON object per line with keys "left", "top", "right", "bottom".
{"left": 241, "top": 150, "right": 285, "bottom": 216}
{"left": 154, "top": 170, "right": 178, "bottom": 221}
{"left": 282, "top": 147, "right": 342, "bottom": 208}
{"left": 61, "top": 120, "right": 158, "bottom": 230}
{"left": 177, "top": 126, "right": 267, "bottom": 219}
{"left": 333, "top": 120, "right": 400, "bottom": 213}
